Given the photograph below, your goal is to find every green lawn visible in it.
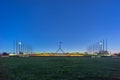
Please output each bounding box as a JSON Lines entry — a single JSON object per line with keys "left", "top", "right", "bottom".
{"left": 0, "top": 57, "right": 120, "bottom": 80}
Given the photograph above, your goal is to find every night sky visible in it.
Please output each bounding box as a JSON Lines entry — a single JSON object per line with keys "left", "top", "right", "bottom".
{"left": 0, "top": 0, "right": 120, "bottom": 53}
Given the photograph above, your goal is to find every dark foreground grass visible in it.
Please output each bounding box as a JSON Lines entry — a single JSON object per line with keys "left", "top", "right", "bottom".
{"left": 0, "top": 57, "right": 120, "bottom": 80}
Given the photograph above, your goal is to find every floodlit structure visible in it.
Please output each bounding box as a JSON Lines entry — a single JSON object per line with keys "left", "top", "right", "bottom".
{"left": 15, "top": 41, "right": 32, "bottom": 54}
{"left": 16, "top": 41, "right": 23, "bottom": 54}
{"left": 87, "top": 39, "right": 108, "bottom": 54}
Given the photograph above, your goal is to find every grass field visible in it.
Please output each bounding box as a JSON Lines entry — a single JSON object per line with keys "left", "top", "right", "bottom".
{"left": 0, "top": 57, "right": 120, "bottom": 80}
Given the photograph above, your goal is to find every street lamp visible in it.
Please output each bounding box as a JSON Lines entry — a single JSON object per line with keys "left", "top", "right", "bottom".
{"left": 18, "top": 42, "right": 22, "bottom": 54}
{"left": 99, "top": 41, "right": 103, "bottom": 53}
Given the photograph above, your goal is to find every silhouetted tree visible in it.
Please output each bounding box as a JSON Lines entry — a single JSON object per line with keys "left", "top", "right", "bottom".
{"left": 19, "top": 52, "right": 23, "bottom": 54}
{"left": 2, "top": 52, "right": 9, "bottom": 56}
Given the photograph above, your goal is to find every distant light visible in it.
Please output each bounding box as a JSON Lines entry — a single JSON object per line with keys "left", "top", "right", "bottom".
{"left": 18, "top": 42, "right": 22, "bottom": 45}
{"left": 9, "top": 54, "right": 17, "bottom": 56}
{"left": 99, "top": 42, "right": 102, "bottom": 45}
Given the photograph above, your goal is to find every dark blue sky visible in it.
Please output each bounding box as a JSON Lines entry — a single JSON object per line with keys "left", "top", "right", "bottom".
{"left": 0, "top": 0, "right": 120, "bottom": 53}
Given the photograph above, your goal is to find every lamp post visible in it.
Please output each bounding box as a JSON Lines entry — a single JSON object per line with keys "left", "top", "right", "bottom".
{"left": 99, "top": 41, "right": 103, "bottom": 53}
{"left": 18, "top": 42, "right": 22, "bottom": 54}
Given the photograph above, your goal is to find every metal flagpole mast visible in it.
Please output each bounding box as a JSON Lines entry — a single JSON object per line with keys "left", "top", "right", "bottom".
{"left": 56, "top": 41, "right": 65, "bottom": 53}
